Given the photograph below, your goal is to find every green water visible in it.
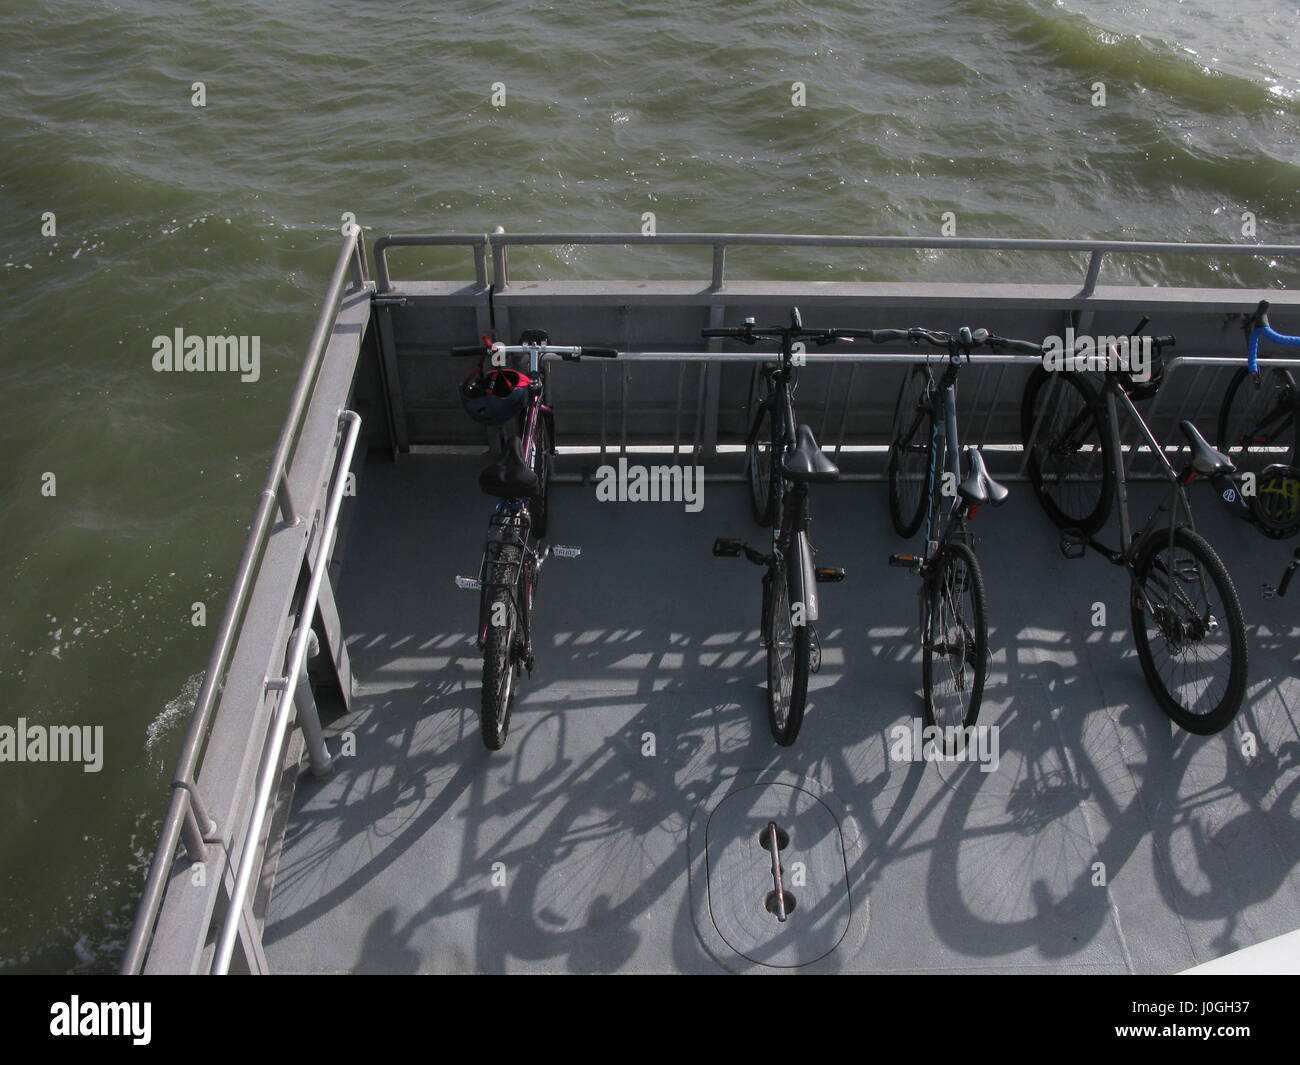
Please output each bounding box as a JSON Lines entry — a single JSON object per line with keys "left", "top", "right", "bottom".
{"left": 0, "top": 0, "right": 1296, "bottom": 972}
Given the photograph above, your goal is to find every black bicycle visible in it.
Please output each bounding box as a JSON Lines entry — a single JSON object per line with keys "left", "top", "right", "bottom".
{"left": 453, "top": 331, "right": 618, "bottom": 749}
{"left": 1020, "top": 321, "right": 1248, "bottom": 735}
{"left": 883, "top": 327, "right": 1014, "bottom": 741}
{"left": 709, "top": 309, "right": 855, "bottom": 745}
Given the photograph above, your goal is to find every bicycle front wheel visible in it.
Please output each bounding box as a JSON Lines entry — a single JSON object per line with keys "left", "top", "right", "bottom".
{"left": 763, "top": 560, "right": 809, "bottom": 746}
{"left": 529, "top": 416, "right": 552, "bottom": 539}
{"left": 1217, "top": 366, "right": 1298, "bottom": 475}
{"left": 746, "top": 366, "right": 778, "bottom": 527}
{"left": 1129, "top": 526, "right": 1247, "bottom": 735}
{"left": 922, "top": 540, "right": 988, "bottom": 741}
{"left": 1020, "top": 368, "right": 1115, "bottom": 534}
{"left": 887, "top": 365, "right": 931, "bottom": 538}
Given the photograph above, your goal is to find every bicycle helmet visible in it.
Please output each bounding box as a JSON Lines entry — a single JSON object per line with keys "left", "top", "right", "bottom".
{"left": 460, "top": 366, "right": 532, "bottom": 425}
{"left": 1254, "top": 464, "right": 1300, "bottom": 540}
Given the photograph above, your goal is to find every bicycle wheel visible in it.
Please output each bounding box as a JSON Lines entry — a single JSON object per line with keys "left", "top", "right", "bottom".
{"left": 1216, "top": 366, "right": 1298, "bottom": 476}
{"left": 480, "top": 550, "right": 521, "bottom": 750}
{"left": 763, "top": 557, "right": 809, "bottom": 746}
{"left": 922, "top": 540, "right": 987, "bottom": 742}
{"left": 1129, "top": 526, "right": 1247, "bottom": 735}
{"left": 1020, "top": 367, "right": 1115, "bottom": 534}
{"left": 746, "top": 366, "right": 778, "bottom": 527}
{"left": 887, "top": 365, "right": 931, "bottom": 538}
{"left": 529, "top": 417, "right": 552, "bottom": 539}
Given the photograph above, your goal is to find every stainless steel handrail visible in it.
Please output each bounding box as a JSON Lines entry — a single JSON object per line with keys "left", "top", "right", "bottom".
{"left": 373, "top": 233, "right": 490, "bottom": 293}
{"left": 212, "top": 410, "right": 362, "bottom": 975}
{"left": 121, "top": 231, "right": 368, "bottom": 975}
{"left": 367, "top": 231, "right": 1300, "bottom": 296}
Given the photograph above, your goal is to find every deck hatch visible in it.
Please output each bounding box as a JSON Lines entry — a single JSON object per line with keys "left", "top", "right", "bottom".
{"left": 693, "top": 776, "right": 863, "bottom": 970}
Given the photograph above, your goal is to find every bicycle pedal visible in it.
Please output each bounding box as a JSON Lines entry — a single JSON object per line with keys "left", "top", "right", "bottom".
{"left": 713, "top": 538, "right": 743, "bottom": 558}
{"left": 815, "top": 567, "right": 846, "bottom": 583}
{"left": 551, "top": 544, "right": 581, "bottom": 558}
{"left": 454, "top": 576, "right": 482, "bottom": 590}
{"left": 888, "top": 554, "right": 920, "bottom": 569}
{"left": 1263, "top": 584, "right": 1277, "bottom": 600}
{"left": 1060, "top": 529, "right": 1088, "bottom": 559}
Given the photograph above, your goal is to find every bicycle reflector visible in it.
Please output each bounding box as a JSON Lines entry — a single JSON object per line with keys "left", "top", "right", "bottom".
{"left": 1254, "top": 464, "right": 1300, "bottom": 540}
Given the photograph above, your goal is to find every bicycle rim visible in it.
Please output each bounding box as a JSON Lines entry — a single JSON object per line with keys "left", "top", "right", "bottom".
{"left": 1021, "top": 369, "right": 1114, "bottom": 534}
{"left": 1218, "top": 367, "right": 1298, "bottom": 474}
{"left": 888, "top": 365, "right": 931, "bottom": 538}
{"left": 1130, "top": 527, "right": 1247, "bottom": 735}
{"left": 922, "top": 540, "right": 987, "bottom": 739}
{"left": 764, "top": 561, "right": 808, "bottom": 745}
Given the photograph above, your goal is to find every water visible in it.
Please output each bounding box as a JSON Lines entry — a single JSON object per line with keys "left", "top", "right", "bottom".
{"left": 0, "top": 0, "right": 1296, "bottom": 972}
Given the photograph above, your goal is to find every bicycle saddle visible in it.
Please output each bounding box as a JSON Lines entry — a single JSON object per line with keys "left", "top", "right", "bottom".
{"left": 479, "top": 435, "right": 540, "bottom": 498}
{"left": 959, "top": 448, "right": 1010, "bottom": 507}
{"left": 1179, "top": 420, "right": 1235, "bottom": 477}
{"left": 781, "top": 424, "right": 839, "bottom": 484}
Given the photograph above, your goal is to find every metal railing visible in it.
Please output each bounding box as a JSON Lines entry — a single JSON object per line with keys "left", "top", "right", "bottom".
{"left": 212, "top": 410, "right": 362, "bottom": 974}
{"left": 121, "top": 232, "right": 370, "bottom": 974}
{"left": 371, "top": 229, "right": 1300, "bottom": 295}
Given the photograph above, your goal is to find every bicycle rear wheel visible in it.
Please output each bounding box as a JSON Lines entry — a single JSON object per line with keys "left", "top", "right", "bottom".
{"left": 1129, "top": 526, "right": 1247, "bottom": 735}
{"left": 887, "top": 365, "right": 931, "bottom": 538}
{"left": 746, "top": 366, "right": 778, "bottom": 527}
{"left": 480, "top": 548, "right": 522, "bottom": 750}
{"left": 1020, "top": 367, "right": 1115, "bottom": 534}
{"left": 763, "top": 559, "right": 809, "bottom": 746}
{"left": 922, "top": 540, "right": 987, "bottom": 742}
{"left": 1216, "top": 366, "right": 1299, "bottom": 475}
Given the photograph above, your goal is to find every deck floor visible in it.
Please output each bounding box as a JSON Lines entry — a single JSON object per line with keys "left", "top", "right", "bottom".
{"left": 263, "top": 452, "right": 1300, "bottom": 973}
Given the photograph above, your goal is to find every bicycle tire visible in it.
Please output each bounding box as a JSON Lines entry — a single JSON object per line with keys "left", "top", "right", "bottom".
{"left": 1216, "top": 366, "right": 1299, "bottom": 474}
{"left": 1020, "top": 367, "right": 1116, "bottom": 534}
{"left": 922, "top": 539, "right": 987, "bottom": 743}
{"left": 530, "top": 417, "right": 552, "bottom": 539}
{"left": 746, "top": 366, "right": 777, "bottom": 527}
{"left": 888, "top": 365, "right": 931, "bottom": 538}
{"left": 480, "top": 560, "right": 521, "bottom": 750}
{"left": 1129, "top": 526, "right": 1247, "bottom": 735}
{"left": 763, "top": 560, "right": 809, "bottom": 746}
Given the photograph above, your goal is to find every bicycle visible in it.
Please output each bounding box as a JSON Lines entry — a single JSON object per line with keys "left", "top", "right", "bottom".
{"left": 1020, "top": 320, "right": 1248, "bottom": 735}
{"left": 709, "top": 308, "right": 856, "bottom": 745}
{"left": 881, "top": 326, "right": 1015, "bottom": 743}
{"left": 1214, "top": 300, "right": 1300, "bottom": 541}
{"left": 452, "top": 330, "right": 618, "bottom": 749}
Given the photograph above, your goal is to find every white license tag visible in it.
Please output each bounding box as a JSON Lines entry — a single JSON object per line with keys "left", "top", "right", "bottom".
{"left": 551, "top": 545, "right": 582, "bottom": 558}
{"left": 454, "top": 576, "right": 482, "bottom": 590}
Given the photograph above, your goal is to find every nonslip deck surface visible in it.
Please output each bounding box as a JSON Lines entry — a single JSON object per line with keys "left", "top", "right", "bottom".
{"left": 263, "top": 453, "right": 1300, "bottom": 973}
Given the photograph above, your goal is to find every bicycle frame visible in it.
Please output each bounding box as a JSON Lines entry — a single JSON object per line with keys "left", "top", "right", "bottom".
{"left": 474, "top": 344, "right": 553, "bottom": 656}
{"left": 751, "top": 357, "right": 821, "bottom": 627}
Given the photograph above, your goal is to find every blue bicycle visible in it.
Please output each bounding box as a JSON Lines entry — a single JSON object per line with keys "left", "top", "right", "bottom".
{"left": 1215, "top": 301, "right": 1300, "bottom": 541}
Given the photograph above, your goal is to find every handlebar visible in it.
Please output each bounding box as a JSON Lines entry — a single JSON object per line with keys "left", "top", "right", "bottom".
{"left": 451, "top": 342, "right": 619, "bottom": 360}
{"left": 1246, "top": 300, "right": 1300, "bottom": 374}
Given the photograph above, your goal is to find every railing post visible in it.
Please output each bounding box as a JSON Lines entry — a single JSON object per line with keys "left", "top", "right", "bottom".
{"left": 1081, "top": 249, "right": 1104, "bottom": 297}
{"left": 492, "top": 225, "right": 509, "bottom": 291}
{"left": 711, "top": 243, "right": 726, "bottom": 291}
{"left": 275, "top": 469, "right": 301, "bottom": 526}
{"left": 289, "top": 627, "right": 333, "bottom": 777}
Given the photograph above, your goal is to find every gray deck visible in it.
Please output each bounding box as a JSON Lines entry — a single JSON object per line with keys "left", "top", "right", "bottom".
{"left": 263, "top": 452, "right": 1300, "bottom": 973}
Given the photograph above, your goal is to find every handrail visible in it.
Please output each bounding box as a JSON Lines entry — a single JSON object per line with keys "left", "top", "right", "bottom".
{"left": 212, "top": 409, "right": 362, "bottom": 975}
{"left": 373, "top": 233, "right": 490, "bottom": 293}
{"left": 368, "top": 230, "right": 1300, "bottom": 297}
{"left": 121, "top": 231, "right": 367, "bottom": 975}
{"left": 488, "top": 232, "right": 1300, "bottom": 294}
